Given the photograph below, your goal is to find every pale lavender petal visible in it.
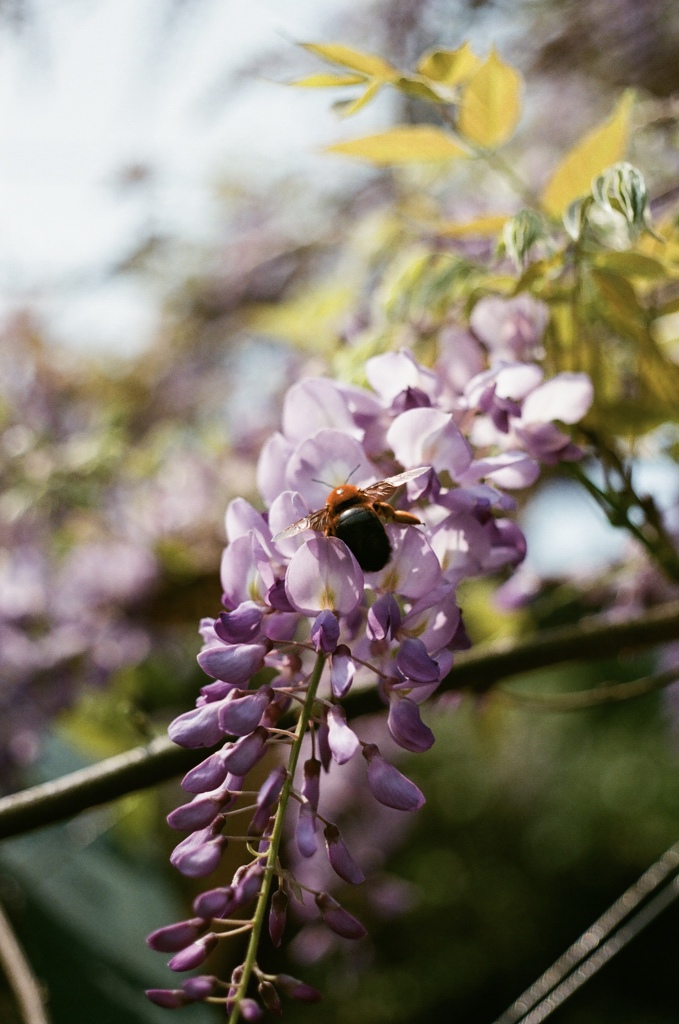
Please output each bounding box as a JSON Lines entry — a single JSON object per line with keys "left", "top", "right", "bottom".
{"left": 285, "top": 429, "right": 375, "bottom": 509}
{"left": 470, "top": 294, "right": 549, "bottom": 361}
{"left": 401, "top": 584, "right": 461, "bottom": 653}
{"left": 458, "top": 452, "right": 540, "bottom": 490}
{"left": 362, "top": 743, "right": 425, "bottom": 811}
{"left": 220, "top": 534, "right": 268, "bottom": 609}
{"left": 256, "top": 432, "right": 294, "bottom": 507}
{"left": 282, "top": 377, "right": 363, "bottom": 442}
{"left": 268, "top": 490, "right": 312, "bottom": 558}
{"left": 257, "top": 764, "right": 287, "bottom": 810}
{"left": 197, "top": 642, "right": 267, "bottom": 685}
{"left": 330, "top": 645, "right": 355, "bottom": 698}
{"left": 327, "top": 705, "right": 360, "bottom": 764}
{"left": 225, "top": 498, "right": 271, "bottom": 546}
{"left": 366, "top": 349, "right": 442, "bottom": 406}
{"left": 285, "top": 535, "right": 363, "bottom": 616}
{"left": 387, "top": 697, "right": 435, "bottom": 752}
{"left": 520, "top": 372, "right": 593, "bottom": 425}
{"left": 368, "top": 526, "right": 442, "bottom": 599}
{"left": 387, "top": 407, "right": 473, "bottom": 477}
{"left": 167, "top": 789, "right": 231, "bottom": 831}
{"left": 315, "top": 892, "right": 367, "bottom": 939}
{"left": 429, "top": 511, "right": 491, "bottom": 583}
{"left": 170, "top": 830, "right": 227, "bottom": 878}
{"left": 324, "top": 823, "right": 365, "bottom": 884}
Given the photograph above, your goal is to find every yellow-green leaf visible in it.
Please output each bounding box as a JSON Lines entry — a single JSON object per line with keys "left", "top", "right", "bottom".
{"left": 325, "top": 125, "right": 467, "bottom": 165}
{"left": 457, "top": 49, "right": 523, "bottom": 148}
{"left": 416, "top": 43, "right": 480, "bottom": 85}
{"left": 593, "top": 251, "right": 667, "bottom": 279}
{"left": 302, "top": 42, "right": 398, "bottom": 80}
{"left": 336, "top": 79, "right": 382, "bottom": 117}
{"left": 289, "top": 72, "right": 367, "bottom": 88}
{"left": 541, "top": 92, "right": 634, "bottom": 217}
{"left": 435, "top": 214, "right": 509, "bottom": 237}
{"left": 393, "top": 75, "right": 447, "bottom": 103}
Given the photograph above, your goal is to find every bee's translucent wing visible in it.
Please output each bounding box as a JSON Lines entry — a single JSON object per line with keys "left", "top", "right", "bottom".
{"left": 362, "top": 466, "right": 429, "bottom": 502}
{"left": 272, "top": 507, "right": 328, "bottom": 541}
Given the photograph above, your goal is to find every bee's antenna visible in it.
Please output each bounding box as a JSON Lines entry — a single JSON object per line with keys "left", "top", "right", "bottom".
{"left": 311, "top": 476, "right": 334, "bottom": 488}
{"left": 345, "top": 464, "right": 361, "bottom": 483}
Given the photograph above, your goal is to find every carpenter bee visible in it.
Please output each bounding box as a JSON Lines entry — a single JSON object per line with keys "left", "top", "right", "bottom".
{"left": 273, "top": 467, "right": 428, "bottom": 572}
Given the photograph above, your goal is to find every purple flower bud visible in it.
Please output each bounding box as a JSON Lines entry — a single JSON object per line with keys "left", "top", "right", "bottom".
{"left": 267, "top": 578, "right": 296, "bottom": 612}
{"left": 362, "top": 744, "right": 425, "bottom": 811}
{"left": 240, "top": 998, "right": 264, "bottom": 1022}
{"left": 367, "top": 594, "right": 402, "bottom": 642}
{"left": 396, "top": 638, "right": 440, "bottom": 684}
{"left": 221, "top": 726, "right": 269, "bottom": 776}
{"left": 145, "top": 988, "right": 191, "bottom": 1008}
{"left": 218, "top": 687, "right": 273, "bottom": 736}
{"left": 317, "top": 718, "right": 332, "bottom": 772}
{"left": 295, "top": 800, "right": 318, "bottom": 858}
{"left": 301, "top": 757, "right": 321, "bottom": 811}
{"left": 214, "top": 602, "right": 263, "bottom": 643}
{"left": 182, "top": 975, "right": 219, "bottom": 1000}
{"left": 274, "top": 974, "right": 323, "bottom": 1003}
{"left": 330, "top": 645, "right": 355, "bottom": 698}
{"left": 387, "top": 696, "right": 435, "bottom": 753}
{"left": 315, "top": 892, "right": 367, "bottom": 940}
{"left": 167, "top": 788, "right": 231, "bottom": 831}
{"left": 311, "top": 609, "right": 340, "bottom": 653}
{"left": 193, "top": 887, "right": 235, "bottom": 920}
{"left": 168, "top": 933, "right": 217, "bottom": 972}
{"left": 269, "top": 889, "right": 288, "bottom": 948}
{"left": 181, "top": 749, "right": 231, "bottom": 793}
{"left": 170, "top": 824, "right": 228, "bottom": 878}
{"left": 324, "top": 824, "right": 365, "bottom": 884}
{"left": 233, "top": 862, "right": 265, "bottom": 909}
{"left": 327, "top": 705, "right": 359, "bottom": 764}
{"left": 258, "top": 980, "right": 282, "bottom": 1015}
{"left": 168, "top": 702, "right": 224, "bottom": 749}
{"left": 197, "top": 642, "right": 268, "bottom": 685}
{"left": 257, "top": 764, "right": 287, "bottom": 809}
{"left": 146, "top": 918, "right": 205, "bottom": 953}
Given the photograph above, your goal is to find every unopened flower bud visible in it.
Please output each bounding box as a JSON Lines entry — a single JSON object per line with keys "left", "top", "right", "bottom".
{"left": 324, "top": 823, "right": 365, "bottom": 884}
{"left": 269, "top": 890, "right": 288, "bottom": 948}
{"left": 258, "top": 980, "right": 282, "bottom": 1015}
{"left": 315, "top": 892, "right": 367, "bottom": 940}
{"left": 274, "top": 973, "right": 323, "bottom": 1003}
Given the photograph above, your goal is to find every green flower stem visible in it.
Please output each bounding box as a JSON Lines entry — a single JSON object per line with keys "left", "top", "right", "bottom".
{"left": 227, "top": 651, "right": 326, "bottom": 1024}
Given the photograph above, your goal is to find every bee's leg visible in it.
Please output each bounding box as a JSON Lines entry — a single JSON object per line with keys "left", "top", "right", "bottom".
{"left": 374, "top": 502, "right": 422, "bottom": 526}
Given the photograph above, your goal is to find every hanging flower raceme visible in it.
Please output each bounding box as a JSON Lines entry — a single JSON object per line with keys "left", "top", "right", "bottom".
{"left": 147, "top": 347, "right": 593, "bottom": 1021}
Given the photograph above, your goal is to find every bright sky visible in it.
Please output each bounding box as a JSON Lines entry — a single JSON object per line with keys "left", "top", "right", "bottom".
{"left": 0, "top": 0, "right": 376, "bottom": 352}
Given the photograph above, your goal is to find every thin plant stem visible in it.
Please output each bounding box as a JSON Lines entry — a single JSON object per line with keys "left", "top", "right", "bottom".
{"left": 0, "top": 901, "right": 50, "bottom": 1024}
{"left": 226, "top": 651, "right": 326, "bottom": 1024}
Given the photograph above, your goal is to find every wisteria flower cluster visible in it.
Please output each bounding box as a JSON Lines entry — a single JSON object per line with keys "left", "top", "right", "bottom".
{"left": 147, "top": 339, "right": 593, "bottom": 1021}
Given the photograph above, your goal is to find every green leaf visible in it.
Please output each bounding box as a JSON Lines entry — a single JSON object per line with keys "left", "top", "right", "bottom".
{"left": 301, "top": 42, "right": 398, "bottom": 80}
{"left": 457, "top": 49, "right": 523, "bottom": 148}
{"left": 289, "top": 72, "right": 367, "bottom": 88}
{"left": 541, "top": 92, "right": 634, "bottom": 217}
{"left": 416, "top": 43, "right": 480, "bottom": 85}
{"left": 435, "top": 214, "right": 509, "bottom": 237}
{"left": 325, "top": 125, "right": 467, "bottom": 164}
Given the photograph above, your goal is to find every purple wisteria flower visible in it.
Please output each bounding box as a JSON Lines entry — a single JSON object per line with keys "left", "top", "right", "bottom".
{"left": 148, "top": 344, "right": 592, "bottom": 1019}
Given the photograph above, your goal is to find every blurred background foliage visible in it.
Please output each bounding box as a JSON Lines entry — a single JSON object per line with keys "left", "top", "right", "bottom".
{"left": 1, "top": 0, "right": 679, "bottom": 1022}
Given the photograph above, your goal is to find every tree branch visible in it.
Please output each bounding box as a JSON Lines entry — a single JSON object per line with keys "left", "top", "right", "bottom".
{"left": 1, "top": 600, "right": 678, "bottom": 841}
{"left": 0, "top": 901, "right": 50, "bottom": 1024}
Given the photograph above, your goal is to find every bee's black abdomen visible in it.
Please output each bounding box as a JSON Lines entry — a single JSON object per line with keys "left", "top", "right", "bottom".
{"left": 334, "top": 507, "right": 391, "bottom": 572}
